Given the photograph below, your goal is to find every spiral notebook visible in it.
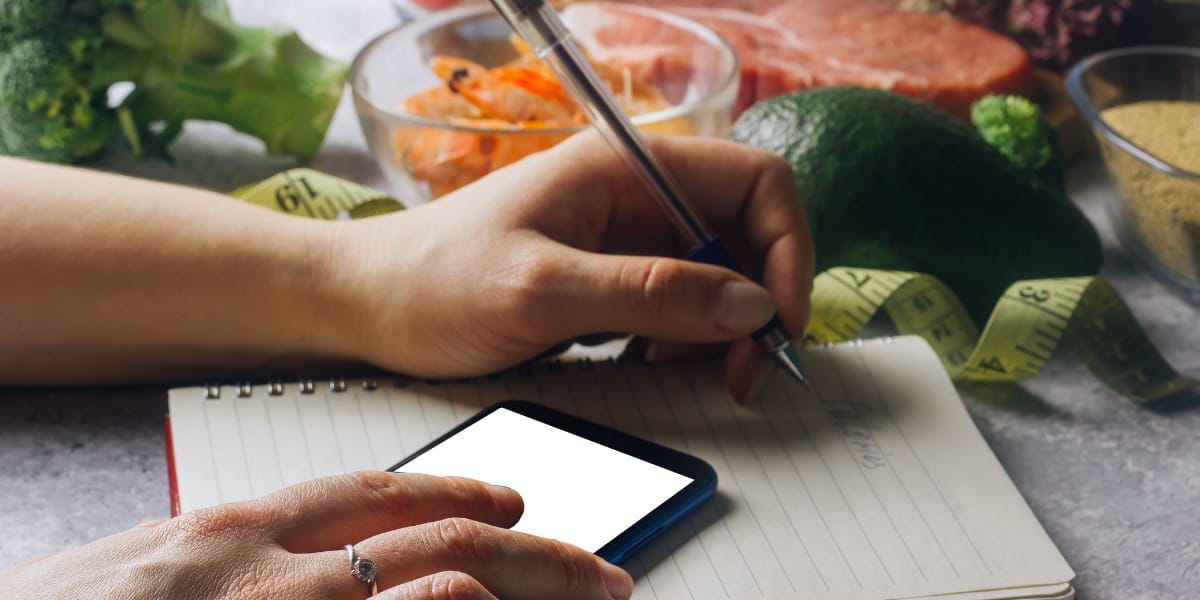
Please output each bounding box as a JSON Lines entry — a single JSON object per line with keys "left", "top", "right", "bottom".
{"left": 166, "top": 336, "right": 1075, "bottom": 600}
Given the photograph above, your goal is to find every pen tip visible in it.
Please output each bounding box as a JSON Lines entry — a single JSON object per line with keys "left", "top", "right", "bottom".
{"left": 774, "top": 345, "right": 808, "bottom": 386}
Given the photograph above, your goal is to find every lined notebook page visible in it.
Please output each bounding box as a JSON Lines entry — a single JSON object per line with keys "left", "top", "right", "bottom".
{"left": 168, "top": 336, "right": 1073, "bottom": 600}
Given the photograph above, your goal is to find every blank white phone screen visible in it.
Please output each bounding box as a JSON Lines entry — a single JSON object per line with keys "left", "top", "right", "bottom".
{"left": 395, "top": 407, "right": 694, "bottom": 552}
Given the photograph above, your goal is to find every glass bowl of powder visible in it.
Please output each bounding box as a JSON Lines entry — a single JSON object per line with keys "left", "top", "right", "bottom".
{"left": 1068, "top": 46, "right": 1200, "bottom": 302}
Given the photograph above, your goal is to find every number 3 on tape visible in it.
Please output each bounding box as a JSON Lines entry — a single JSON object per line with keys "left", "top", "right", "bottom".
{"left": 806, "top": 267, "right": 1196, "bottom": 403}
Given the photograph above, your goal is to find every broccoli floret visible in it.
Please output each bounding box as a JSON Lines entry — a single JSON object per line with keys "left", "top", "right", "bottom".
{"left": 0, "top": 35, "right": 115, "bottom": 162}
{"left": 0, "top": 0, "right": 72, "bottom": 48}
{"left": 970, "top": 94, "right": 1066, "bottom": 192}
{"left": 0, "top": 0, "right": 347, "bottom": 163}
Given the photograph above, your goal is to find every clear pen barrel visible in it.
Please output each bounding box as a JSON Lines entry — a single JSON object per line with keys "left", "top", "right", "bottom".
{"left": 491, "top": 0, "right": 712, "bottom": 249}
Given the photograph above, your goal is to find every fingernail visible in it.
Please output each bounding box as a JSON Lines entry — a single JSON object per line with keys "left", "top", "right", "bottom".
{"left": 598, "top": 557, "right": 634, "bottom": 600}
{"left": 486, "top": 484, "right": 523, "bottom": 514}
{"left": 715, "top": 281, "right": 776, "bottom": 333}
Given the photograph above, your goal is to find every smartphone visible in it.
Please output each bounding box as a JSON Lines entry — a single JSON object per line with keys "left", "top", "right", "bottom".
{"left": 389, "top": 400, "right": 717, "bottom": 565}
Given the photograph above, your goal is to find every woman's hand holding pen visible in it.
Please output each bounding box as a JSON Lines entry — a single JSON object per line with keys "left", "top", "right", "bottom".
{"left": 326, "top": 132, "right": 815, "bottom": 403}
{"left": 0, "top": 131, "right": 812, "bottom": 403}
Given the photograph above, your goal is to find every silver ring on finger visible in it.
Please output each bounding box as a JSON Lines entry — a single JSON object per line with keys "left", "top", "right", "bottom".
{"left": 345, "top": 544, "right": 379, "bottom": 596}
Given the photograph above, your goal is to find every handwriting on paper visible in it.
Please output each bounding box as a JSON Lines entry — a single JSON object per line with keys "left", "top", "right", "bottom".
{"left": 822, "top": 399, "right": 889, "bottom": 470}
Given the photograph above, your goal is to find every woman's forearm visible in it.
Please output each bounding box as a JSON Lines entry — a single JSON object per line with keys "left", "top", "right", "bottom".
{"left": 0, "top": 158, "right": 345, "bottom": 385}
{"left": 0, "top": 133, "right": 814, "bottom": 397}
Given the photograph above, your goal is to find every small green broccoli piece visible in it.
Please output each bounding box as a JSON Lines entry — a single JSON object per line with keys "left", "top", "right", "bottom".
{"left": 0, "top": 0, "right": 71, "bottom": 48}
{"left": 970, "top": 94, "right": 1066, "bottom": 192}
{"left": 0, "top": 0, "right": 347, "bottom": 163}
{"left": 0, "top": 35, "right": 116, "bottom": 162}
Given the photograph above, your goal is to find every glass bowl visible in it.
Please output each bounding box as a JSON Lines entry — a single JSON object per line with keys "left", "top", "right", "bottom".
{"left": 1066, "top": 46, "right": 1200, "bottom": 302}
{"left": 351, "top": 1, "right": 739, "bottom": 204}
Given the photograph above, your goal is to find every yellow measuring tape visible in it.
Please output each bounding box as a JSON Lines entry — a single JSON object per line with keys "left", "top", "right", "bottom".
{"left": 806, "top": 268, "right": 1196, "bottom": 403}
{"left": 231, "top": 169, "right": 404, "bottom": 220}
{"left": 230, "top": 169, "right": 1196, "bottom": 404}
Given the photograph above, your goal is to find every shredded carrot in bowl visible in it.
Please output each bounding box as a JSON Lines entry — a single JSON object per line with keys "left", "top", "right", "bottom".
{"left": 394, "top": 36, "right": 679, "bottom": 198}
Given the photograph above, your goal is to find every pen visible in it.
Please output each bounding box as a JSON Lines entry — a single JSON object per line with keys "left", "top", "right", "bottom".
{"left": 487, "top": 0, "right": 808, "bottom": 384}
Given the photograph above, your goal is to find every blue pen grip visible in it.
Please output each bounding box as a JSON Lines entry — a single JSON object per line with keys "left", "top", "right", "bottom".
{"left": 689, "top": 237, "right": 740, "bottom": 272}
{"left": 689, "top": 238, "right": 783, "bottom": 341}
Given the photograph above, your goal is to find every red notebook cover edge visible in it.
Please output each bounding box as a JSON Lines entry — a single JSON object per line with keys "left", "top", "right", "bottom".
{"left": 165, "top": 413, "right": 181, "bottom": 517}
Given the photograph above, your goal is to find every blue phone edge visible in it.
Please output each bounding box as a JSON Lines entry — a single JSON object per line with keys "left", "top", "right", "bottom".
{"left": 596, "top": 473, "right": 717, "bottom": 565}
{"left": 386, "top": 399, "right": 719, "bottom": 566}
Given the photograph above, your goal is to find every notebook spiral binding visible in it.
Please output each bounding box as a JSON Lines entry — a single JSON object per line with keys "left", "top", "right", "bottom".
{"left": 195, "top": 340, "right": 898, "bottom": 400}
{"left": 199, "top": 355, "right": 628, "bottom": 400}
{"left": 202, "top": 377, "right": 374, "bottom": 400}
{"left": 194, "top": 338, "right": 910, "bottom": 400}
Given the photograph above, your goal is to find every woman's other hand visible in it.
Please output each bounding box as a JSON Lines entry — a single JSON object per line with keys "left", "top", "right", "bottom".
{"left": 0, "top": 472, "right": 632, "bottom": 600}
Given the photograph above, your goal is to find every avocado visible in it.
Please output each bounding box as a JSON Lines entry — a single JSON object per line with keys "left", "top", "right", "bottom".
{"left": 730, "top": 86, "right": 1102, "bottom": 323}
